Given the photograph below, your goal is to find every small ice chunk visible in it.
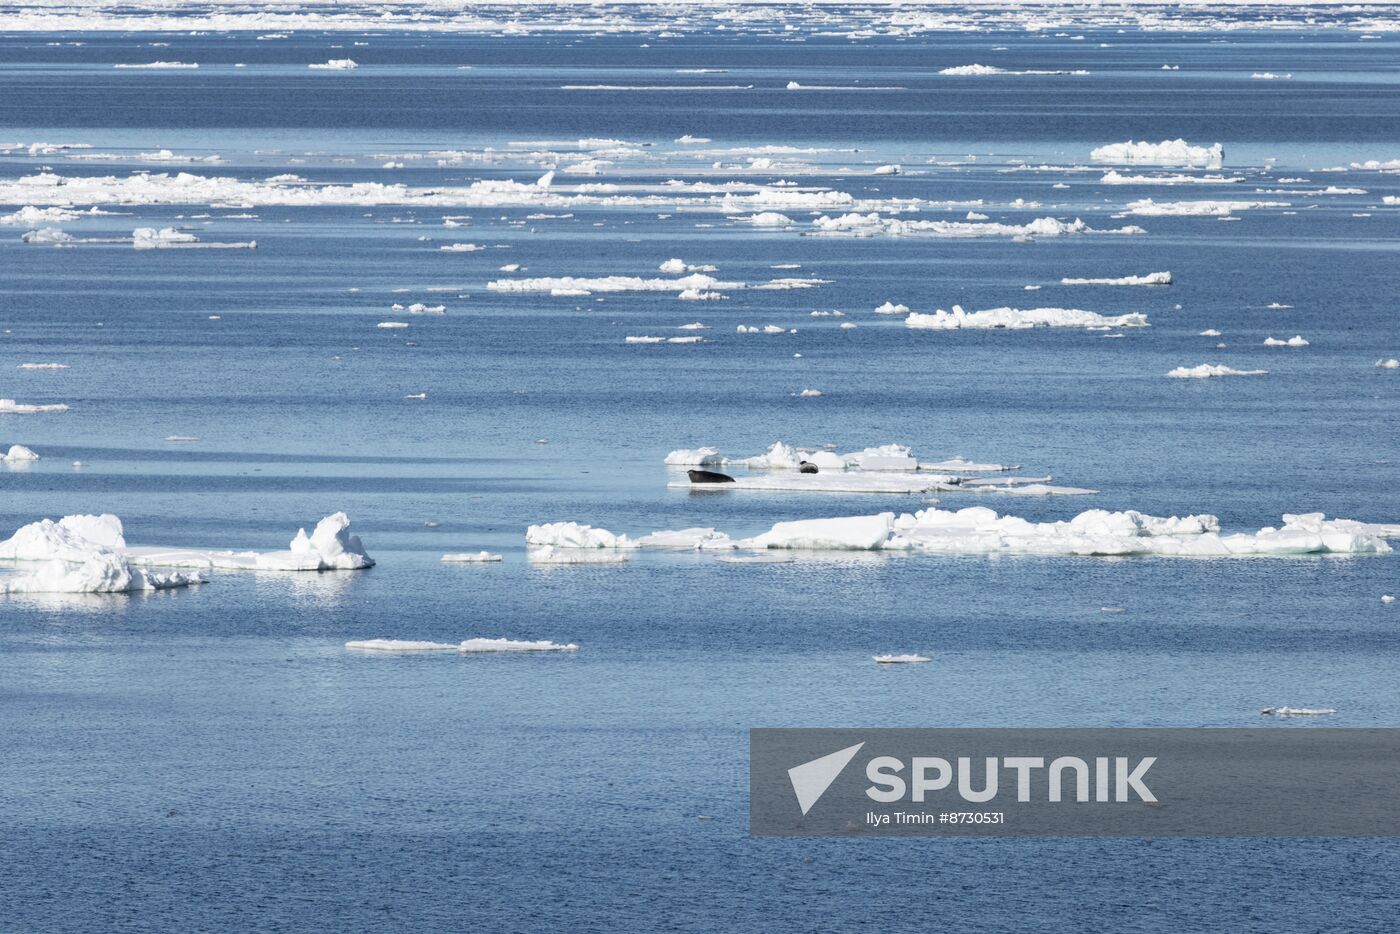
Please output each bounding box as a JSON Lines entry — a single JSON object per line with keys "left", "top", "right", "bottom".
{"left": 440, "top": 552, "right": 503, "bottom": 563}
{"left": 874, "top": 654, "right": 930, "bottom": 664}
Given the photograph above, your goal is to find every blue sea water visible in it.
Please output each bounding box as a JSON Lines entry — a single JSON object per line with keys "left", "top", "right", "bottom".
{"left": 2, "top": 10, "right": 1400, "bottom": 932}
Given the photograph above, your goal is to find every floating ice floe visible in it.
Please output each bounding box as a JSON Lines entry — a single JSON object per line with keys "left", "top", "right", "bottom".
{"left": 489, "top": 272, "right": 744, "bottom": 296}
{"left": 1100, "top": 171, "right": 1241, "bottom": 185}
{"left": 345, "top": 639, "right": 458, "bottom": 651}
{"left": 1263, "top": 335, "right": 1309, "bottom": 347}
{"left": 626, "top": 335, "right": 704, "bottom": 344}
{"left": 376, "top": 321, "right": 408, "bottom": 329}
{"left": 2, "top": 445, "right": 40, "bottom": 462}
{"left": 16, "top": 362, "right": 68, "bottom": 369}
{"left": 132, "top": 226, "right": 255, "bottom": 249}
{"left": 808, "top": 213, "right": 1143, "bottom": 239}
{"left": 1125, "top": 199, "right": 1288, "bottom": 216}
{"left": 1060, "top": 272, "right": 1171, "bottom": 286}
{"left": 874, "top": 301, "right": 910, "bottom": 315}
{"left": 114, "top": 61, "right": 197, "bottom": 69}
{"left": 1090, "top": 139, "right": 1224, "bottom": 167}
{"left": 1377, "top": 359, "right": 1399, "bottom": 369}
{"left": 0, "top": 512, "right": 375, "bottom": 586}
{"left": 740, "top": 212, "right": 795, "bottom": 226}
{"left": 1, "top": 205, "right": 87, "bottom": 225}
{"left": 874, "top": 654, "right": 930, "bottom": 664}
{"left": 872, "top": 164, "right": 901, "bottom": 175}
{"left": 458, "top": 638, "right": 578, "bottom": 653}
{"left": 1260, "top": 707, "right": 1336, "bottom": 716}
{"left": 526, "top": 509, "right": 1394, "bottom": 560}
{"left": 905, "top": 305, "right": 1149, "bottom": 330}
{"left": 309, "top": 59, "right": 357, "bottom": 70}
{"left": 1167, "top": 364, "right": 1268, "bottom": 379}
{"left": 1200, "top": 329, "right": 1222, "bottom": 337}
{"left": 441, "top": 551, "right": 504, "bottom": 563}
{"left": 0, "top": 398, "right": 70, "bottom": 413}
{"left": 939, "top": 64, "right": 1088, "bottom": 76}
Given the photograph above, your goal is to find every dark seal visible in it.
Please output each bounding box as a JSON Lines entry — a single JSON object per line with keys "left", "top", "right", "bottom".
{"left": 687, "top": 469, "right": 735, "bottom": 484}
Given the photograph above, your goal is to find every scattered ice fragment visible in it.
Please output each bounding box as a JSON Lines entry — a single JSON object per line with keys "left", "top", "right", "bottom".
{"left": 1376, "top": 359, "right": 1399, "bottom": 369}
{"left": 309, "top": 59, "right": 357, "bottom": 70}
{"left": 798, "top": 389, "right": 823, "bottom": 397}
{"left": 2, "top": 445, "right": 40, "bottom": 462}
{"left": 874, "top": 654, "right": 930, "bottom": 664}
{"left": 1263, "top": 335, "right": 1308, "bottom": 347}
{"left": 873, "top": 301, "right": 909, "bottom": 315}
{"left": 1260, "top": 707, "right": 1336, "bottom": 716}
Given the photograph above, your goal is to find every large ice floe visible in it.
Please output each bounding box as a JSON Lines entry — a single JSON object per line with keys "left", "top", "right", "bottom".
{"left": 904, "top": 305, "right": 1149, "bottom": 330}
{"left": 662, "top": 442, "right": 1087, "bottom": 496}
{"left": 0, "top": 512, "right": 373, "bottom": 594}
{"left": 807, "top": 213, "right": 1143, "bottom": 239}
{"left": 345, "top": 638, "right": 576, "bottom": 653}
{"left": 1125, "top": 199, "right": 1288, "bottom": 216}
{"left": 1090, "top": 139, "right": 1224, "bottom": 167}
{"left": 524, "top": 509, "right": 1396, "bottom": 561}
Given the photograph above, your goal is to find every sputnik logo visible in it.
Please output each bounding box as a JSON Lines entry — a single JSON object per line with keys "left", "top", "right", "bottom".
{"left": 787, "top": 742, "right": 865, "bottom": 816}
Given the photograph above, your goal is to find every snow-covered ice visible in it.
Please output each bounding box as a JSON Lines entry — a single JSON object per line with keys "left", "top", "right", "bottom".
{"left": 1090, "top": 139, "right": 1224, "bottom": 167}
{"left": 1060, "top": 272, "right": 1171, "bottom": 286}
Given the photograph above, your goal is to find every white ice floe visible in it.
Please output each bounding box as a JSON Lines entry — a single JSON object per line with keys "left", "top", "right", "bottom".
{"left": 18, "top": 363, "right": 69, "bottom": 369}
{"left": 874, "top": 301, "right": 910, "bottom": 315}
{"left": 0, "top": 398, "right": 70, "bottom": 413}
{"left": 1260, "top": 707, "right": 1336, "bottom": 716}
{"left": 739, "top": 212, "right": 795, "bottom": 226}
{"left": 458, "top": 638, "right": 578, "bottom": 653}
{"left": 132, "top": 226, "right": 255, "bottom": 249}
{"left": 1200, "top": 329, "right": 1222, "bottom": 337}
{"left": 905, "top": 305, "right": 1149, "bottom": 330}
{"left": 309, "top": 59, "right": 357, "bottom": 70}
{"left": 1090, "top": 139, "right": 1224, "bottom": 167}
{"left": 742, "top": 507, "right": 1394, "bottom": 558}
{"left": 345, "top": 639, "right": 458, "bottom": 651}
{"left": 1060, "top": 272, "right": 1171, "bottom": 286}
{"left": 439, "top": 551, "right": 506, "bottom": 565}
{"left": 0, "top": 512, "right": 374, "bottom": 579}
{"left": 809, "top": 213, "right": 1143, "bottom": 239}
{"left": 625, "top": 335, "right": 704, "bottom": 344}
{"left": 1263, "top": 335, "right": 1309, "bottom": 347}
{"left": 1125, "top": 199, "right": 1288, "bottom": 216}
{"left": 114, "top": 61, "right": 197, "bottom": 69}
{"left": 1377, "top": 359, "right": 1399, "bottom": 369}
{"left": 3, "top": 444, "right": 40, "bottom": 462}
{"left": 0, "top": 514, "right": 203, "bottom": 594}
{"left": 874, "top": 654, "right": 930, "bottom": 664}
{"left": 1167, "top": 364, "right": 1267, "bottom": 379}
{"left": 1100, "top": 171, "right": 1241, "bottom": 185}
{"left": 798, "top": 389, "right": 823, "bottom": 397}
{"left": 939, "top": 64, "right": 1087, "bottom": 76}
{"left": 1, "top": 205, "right": 86, "bottom": 225}
{"left": 872, "top": 164, "right": 901, "bottom": 176}
{"left": 526, "top": 522, "right": 633, "bottom": 549}
{"left": 634, "top": 527, "right": 736, "bottom": 549}
{"left": 376, "top": 321, "right": 408, "bottom": 329}
{"left": 489, "top": 273, "right": 743, "bottom": 295}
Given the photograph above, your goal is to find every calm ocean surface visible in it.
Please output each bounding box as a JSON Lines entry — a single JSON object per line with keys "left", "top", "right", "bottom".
{"left": 2, "top": 9, "right": 1399, "bottom": 931}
